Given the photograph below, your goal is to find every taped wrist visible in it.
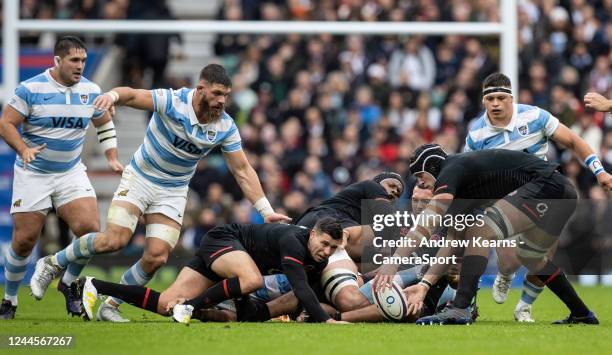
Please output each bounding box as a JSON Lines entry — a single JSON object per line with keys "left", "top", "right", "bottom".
{"left": 254, "top": 197, "right": 274, "bottom": 217}
{"left": 585, "top": 154, "right": 605, "bottom": 176}
{"left": 96, "top": 120, "right": 117, "bottom": 151}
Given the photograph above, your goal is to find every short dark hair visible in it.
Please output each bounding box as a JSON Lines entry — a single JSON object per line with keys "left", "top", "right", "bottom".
{"left": 199, "top": 64, "right": 232, "bottom": 87}
{"left": 314, "top": 217, "right": 343, "bottom": 241}
{"left": 483, "top": 72, "right": 511, "bottom": 89}
{"left": 54, "top": 36, "right": 87, "bottom": 57}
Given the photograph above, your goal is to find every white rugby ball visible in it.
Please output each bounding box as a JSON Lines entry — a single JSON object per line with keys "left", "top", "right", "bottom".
{"left": 373, "top": 281, "right": 408, "bottom": 322}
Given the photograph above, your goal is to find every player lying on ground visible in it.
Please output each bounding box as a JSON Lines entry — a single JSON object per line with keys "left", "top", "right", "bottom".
{"left": 0, "top": 36, "right": 123, "bottom": 319}
{"left": 375, "top": 144, "right": 599, "bottom": 325}
{"left": 294, "top": 172, "right": 404, "bottom": 311}
{"left": 29, "top": 64, "right": 289, "bottom": 323}
{"left": 75, "top": 218, "right": 349, "bottom": 324}
{"left": 465, "top": 73, "right": 612, "bottom": 322}
{"left": 191, "top": 185, "right": 462, "bottom": 324}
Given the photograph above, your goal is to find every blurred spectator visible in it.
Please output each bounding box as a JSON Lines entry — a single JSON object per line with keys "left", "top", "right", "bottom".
{"left": 571, "top": 109, "right": 603, "bottom": 154}
{"left": 388, "top": 36, "right": 436, "bottom": 90}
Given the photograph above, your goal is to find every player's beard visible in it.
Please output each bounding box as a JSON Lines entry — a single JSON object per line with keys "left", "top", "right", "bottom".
{"left": 201, "top": 99, "right": 223, "bottom": 122}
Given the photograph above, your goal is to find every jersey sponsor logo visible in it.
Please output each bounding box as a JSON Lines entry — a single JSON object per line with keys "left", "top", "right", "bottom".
{"left": 172, "top": 136, "right": 203, "bottom": 154}
{"left": 536, "top": 202, "right": 548, "bottom": 217}
{"left": 80, "top": 94, "right": 89, "bottom": 104}
{"left": 206, "top": 129, "right": 217, "bottom": 142}
{"left": 518, "top": 123, "right": 529, "bottom": 136}
{"left": 43, "top": 95, "right": 54, "bottom": 101}
{"left": 117, "top": 189, "right": 129, "bottom": 196}
{"left": 13, "top": 199, "right": 22, "bottom": 208}
{"left": 52, "top": 117, "right": 85, "bottom": 129}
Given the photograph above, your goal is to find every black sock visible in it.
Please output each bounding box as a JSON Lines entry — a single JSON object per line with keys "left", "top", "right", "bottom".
{"left": 236, "top": 298, "right": 271, "bottom": 322}
{"left": 423, "top": 278, "right": 449, "bottom": 315}
{"left": 91, "top": 278, "right": 160, "bottom": 313}
{"left": 535, "top": 261, "right": 590, "bottom": 317}
{"left": 452, "top": 255, "right": 488, "bottom": 309}
{"left": 186, "top": 277, "right": 242, "bottom": 309}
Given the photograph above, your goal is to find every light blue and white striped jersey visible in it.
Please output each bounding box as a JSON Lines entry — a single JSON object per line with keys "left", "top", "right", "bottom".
{"left": 464, "top": 104, "right": 560, "bottom": 159}
{"left": 6, "top": 69, "right": 104, "bottom": 173}
{"left": 130, "top": 88, "right": 242, "bottom": 188}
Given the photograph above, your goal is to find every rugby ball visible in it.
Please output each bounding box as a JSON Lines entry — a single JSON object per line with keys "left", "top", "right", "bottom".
{"left": 373, "top": 281, "right": 409, "bottom": 322}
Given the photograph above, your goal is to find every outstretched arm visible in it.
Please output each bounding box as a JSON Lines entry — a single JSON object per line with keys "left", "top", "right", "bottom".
{"left": 93, "top": 87, "right": 154, "bottom": 112}
{"left": 552, "top": 123, "right": 612, "bottom": 191}
{"left": 224, "top": 149, "right": 291, "bottom": 223}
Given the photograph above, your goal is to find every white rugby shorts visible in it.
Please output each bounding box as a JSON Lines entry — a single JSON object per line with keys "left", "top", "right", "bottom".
{"left": 10, "top": 162, "right": 96, "bottom": 214}
{"left": 112, "top": 165, "right": 187, "bottom": 225}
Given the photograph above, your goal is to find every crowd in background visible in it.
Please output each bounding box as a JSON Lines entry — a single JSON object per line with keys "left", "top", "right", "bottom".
{"left": 5, "top": 0, "right": 612, "bottom": 273}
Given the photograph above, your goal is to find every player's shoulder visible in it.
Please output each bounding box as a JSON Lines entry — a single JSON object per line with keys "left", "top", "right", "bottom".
{"left": 76, "top": 76, "right": 101, "bottom": 93}
{"left": 173, "top": 87, "right": 192, "bottom": 101}
{"left": 18, "top": 72, "right": 49, "bottom": 92}
{"left": 467, "top": 112, "right": 487, "bottom": 132}
{"left": 210, "top": 111, "right": 237, "bottom": 133}
{"left": 445, "top": 151, "right": 480, "bottom": 167}
{"left": 275, "top": 224, "right": 309, "bottom": 243}
{"left": 517, "top": 103, "right": 549, "bottom": 121}
{"left": 162, "top": 87, "right": 192, "bottom": 113}
{"left": 357, "top": 179, "right": 386, "bottom": 193}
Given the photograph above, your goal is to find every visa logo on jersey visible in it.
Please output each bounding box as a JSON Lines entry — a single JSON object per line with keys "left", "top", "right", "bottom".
{"left": 52, "top": 117, "right": 86, "bottom": 129}
{"left": 172, "top": 136, "right": 203, "bottom": 154}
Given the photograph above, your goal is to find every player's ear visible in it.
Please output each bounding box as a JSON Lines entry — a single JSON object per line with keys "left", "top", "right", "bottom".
{"left": 54, "top": 56, "right": 61, "bottom": 67}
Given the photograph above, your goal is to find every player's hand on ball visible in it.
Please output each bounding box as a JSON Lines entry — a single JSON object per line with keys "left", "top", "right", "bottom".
{"left": 584, "top": 92, "right": 612, "bottom": 112}
{"left": 404, "top": 284, "right": 427, "bottom": 316}
{"left": 373, "top": 264, "right": 398, "bottom": 292}
{"left": 20, "top": 143, "right": 46, "bottom": 168}
{"left": 326, "top": 319, "right": 351, "bottom": 324}
{"left": 596, "top": 172, "right": 612, "bottom": 192}
{"left": 264, "top": 213, "right": 292, "bottom": 224}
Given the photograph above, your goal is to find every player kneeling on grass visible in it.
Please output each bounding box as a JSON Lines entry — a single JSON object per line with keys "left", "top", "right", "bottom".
{"left": 75, "top": 218, "right": 349, "bottom": 324}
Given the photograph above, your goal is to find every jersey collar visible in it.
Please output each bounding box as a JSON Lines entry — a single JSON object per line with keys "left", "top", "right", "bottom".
{"left": 484, "top": 103, "right": 517, "bottom": 132}
{"left": 44, "top": 68, "right": 78, "bottom": 93}
{"left": 186, "top": 89, "right": 205, "bottom": 126}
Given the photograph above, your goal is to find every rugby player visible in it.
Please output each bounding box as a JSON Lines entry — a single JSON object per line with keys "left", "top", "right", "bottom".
{"left": 29, "top": 64, "right": 289, "bottom": 322}
{"left": 75, "top": 218, "right": 348, "bottom": 324}
{"left": 188, "top": 173, "right": 405, "bottom": 322}
{"left": 296, "top": 172, "right": 404, "bottom": 311}
{"left": 0, "top": 36, "right": 123, "bottom": 319}
{"left": 220, "top": 185, "right": 460, "bottom": 324}
{"left": 375, "top": 144, "right": 599, "bottom": 325}
{"left": 466, "top": 73, "right": 612, "bottom": 322}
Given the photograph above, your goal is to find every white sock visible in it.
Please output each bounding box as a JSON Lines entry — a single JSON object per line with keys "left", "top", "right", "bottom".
{"left": 4, "top": 294, "right": 18, "bottom": 305}
{"left": 516, "top": 299, "right": 530, "bottom": 311}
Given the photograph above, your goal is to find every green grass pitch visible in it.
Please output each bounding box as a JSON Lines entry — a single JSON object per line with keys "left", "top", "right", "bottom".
{"left": 1, "top": 276, "right": 611, "bottom": 355}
